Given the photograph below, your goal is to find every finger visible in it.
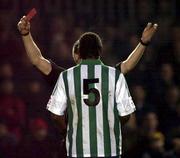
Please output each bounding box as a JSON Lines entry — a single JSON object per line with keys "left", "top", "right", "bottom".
{"left": 149, "top": 24, "right": 158, "bottom": 36}
{"left": 25, "top": 24, "right": 30, "bottom": 30}
{"left": 19, "top": 21, "right": 27, "bottom": 28}
{"left": 146, "top": 22, "right": 152, "bottom": 30}
{"left": 18, "top": 23, "right": 26, "bottom": 29}
{"left": 19, "top": 25, "right": 26, "bottom": 31}
{"left": 153, "top": 24, "right": 158, "bottom": 30}
{"left": 20, "top": 20, "right": 26, "bottom": 25}
{"left": 22, "top": 15, "right": 27, "bottom": 19}
{"left": 151, "top": 24, "right": 158, "bottom": 33}
{"left": 21, "top": 16, "right": 28, "bottom": 23}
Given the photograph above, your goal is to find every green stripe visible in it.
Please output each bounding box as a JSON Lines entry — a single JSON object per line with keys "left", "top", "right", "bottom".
{"left": 88, "top": 64, "right": 97, "bottom": 157}
{"left": 102, "top": 66, "right": 111, "bottom": 156}
{"left": 114, "top": 70, "right": 120, "bottom": 155}
{"left": 63, "top": 71, "right": 73, "bottom": 156}
{"left": 74, "top": 66, "right": 83, "bottom": 157}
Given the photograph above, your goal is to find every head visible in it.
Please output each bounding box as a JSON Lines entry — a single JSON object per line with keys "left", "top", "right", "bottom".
{"left": 166, "top": 85, "right": 179, "bottom": 106}
{"left": 78, "top": 32, "right": 102, "bottom": 59}
{"left": 142, "top": 112, "right": 159, "bottom": 131}
{"left": 132, "top": 85, "right": 146, "bottom": 103}
{"left": 0, "top": 79, "right": 14, "bottom": 95}
{"left": 160, "top": 63, "right": 174, "bottom": 82}
{"left": 0, "top": 120, "right": 8, "bottom": 137}
{"left": 30, "top": 118, "right": 48, "bottom": 141}
{"left": 72, "top": 40, "right": 81, "bottom": 64}
{"left": 28, "top": 80, "right": 42, "bottom": 94}
{"left": 0, "top": 62, "right": 13, "bottom": 78}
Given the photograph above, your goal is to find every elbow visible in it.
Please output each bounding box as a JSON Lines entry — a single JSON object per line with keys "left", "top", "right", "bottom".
{"left": 31, "top": 56, "right": 51, "bottom": 75}
{"left": 29, "top": 50, "right": 42, "bottom": 66}
{"left": 126, "top": 65, "right": 132, "bottom": 73}
{"left": 31, "top": 58, "right": 40, "bottom": 66}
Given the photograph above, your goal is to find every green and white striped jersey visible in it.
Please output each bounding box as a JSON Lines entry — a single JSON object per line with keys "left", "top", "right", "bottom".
{"left": 47, "top": 59, "right": 135, "bottom": 157}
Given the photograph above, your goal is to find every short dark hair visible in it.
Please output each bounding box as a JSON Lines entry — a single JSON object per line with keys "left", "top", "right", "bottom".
{"left": 79, "top": 32, "right": 102, "bottom": 59}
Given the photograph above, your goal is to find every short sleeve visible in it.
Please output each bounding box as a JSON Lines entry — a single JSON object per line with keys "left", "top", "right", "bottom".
{"left": 115, "top": 73, "right": 136, "bottom": 116}
{"left": 47, "top": 73, "right": 67, "bottom": 116}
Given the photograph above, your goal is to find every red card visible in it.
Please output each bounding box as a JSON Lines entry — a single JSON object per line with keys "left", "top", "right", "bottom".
{"left": 26, "top": 8, "right": 37, "bottom": 21}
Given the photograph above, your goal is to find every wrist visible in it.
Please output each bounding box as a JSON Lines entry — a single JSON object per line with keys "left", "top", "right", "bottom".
{"left": 21, "top": 32, "right": 30, "bottom": 36}
{"left": 140, "top": 38, "right": 150, "bottom": 46}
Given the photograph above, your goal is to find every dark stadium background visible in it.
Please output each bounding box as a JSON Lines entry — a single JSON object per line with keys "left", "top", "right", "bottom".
{"left": 0, "top": 0, "right": 180, "bottom": 158}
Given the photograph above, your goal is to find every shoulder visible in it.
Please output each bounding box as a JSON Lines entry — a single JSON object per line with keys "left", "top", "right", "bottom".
{"left": 62, "top": 65, "right": 78, "bottom": 73}
{"left": 103, "top": 64, "right": 122, "bottom": 76}
{"left": 115, "top": 62, "right": 122, "bottom": 72}
{"left": 60, "top": 65, "right": 79, "bottom": 78}
{"left": 49, "top": 59, "right": 65, "bottom": 72}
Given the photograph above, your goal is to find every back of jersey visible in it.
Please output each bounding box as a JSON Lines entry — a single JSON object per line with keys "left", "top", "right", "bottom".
{"left": 47, "top": 59, "right": 135, "bottom": 157}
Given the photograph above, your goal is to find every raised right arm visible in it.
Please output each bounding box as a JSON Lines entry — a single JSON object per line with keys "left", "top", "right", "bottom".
{"left": 17, "top": 16, "right": 52, "bottom": 75}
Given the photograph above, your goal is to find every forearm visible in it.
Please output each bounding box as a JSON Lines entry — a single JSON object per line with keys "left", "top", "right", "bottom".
{"left": 22, "top": 33, "right": 43, "bottom": 65}
{"left": 121, "top": 43, "right": 146, "bottom": 74}
{"left": 121, "top": 22, "right": 158, "bottom": 74}
{"left": 22, "top": 33, "right": 51, "bottom": 75}
{"left": 120, "top": 115, "right": 131, "bottom": 126}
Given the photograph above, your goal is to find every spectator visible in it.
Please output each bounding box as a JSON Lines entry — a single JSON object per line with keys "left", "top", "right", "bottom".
{"left": 17, "top": 118, "right": 60, "bottom": 158}
{"left": 22, "top": 80, "right": 49, "bottom": 119}
{"left": 155, "top": 63, "right": 176, "bottom": 104}
{"left": 0, "top": 120, "right": 17, "bottom": 158}
{"left": 141, "top": 132, "right": 166, "bottom": 158}
{"left": 0, "top": 62, "right": 13, "bottom": 79}
{"left": 0, "top": 79, "right": 26, "bottom": 139}
{"left": 159, "top": 85, "right": 180, "bottom": 134}
{"left": 131, "top": 85, "right": 156, "bottom": 125}
{"left": 135, "top": 112, "right": 162, "bottom": 157}
{"left": 122, "top": 114, "right": 139, "bottom": 158}
{"left": 172, "top": 40, "right": 180, "bottom": 83}
{"left": 165, "top": 128, "right": 180, "bottom": 158}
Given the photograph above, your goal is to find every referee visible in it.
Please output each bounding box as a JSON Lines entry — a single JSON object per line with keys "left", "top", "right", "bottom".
{"left": 47, "top": 32, "right": 136, "bottom": 158}
{"left": 17, "top": 16, "right": 158, "bottom": 87}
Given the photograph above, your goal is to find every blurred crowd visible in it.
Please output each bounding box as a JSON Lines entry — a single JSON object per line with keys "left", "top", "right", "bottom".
{"left": 0, "top": 0, "right": 180, "bottom": 158}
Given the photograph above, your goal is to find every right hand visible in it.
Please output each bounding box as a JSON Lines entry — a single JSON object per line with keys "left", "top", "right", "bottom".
{"left": 17, "top": 16, "right": 30, "bottom": 35}
{"left": 141, "top": 22, "right": 158, "bottom": 44}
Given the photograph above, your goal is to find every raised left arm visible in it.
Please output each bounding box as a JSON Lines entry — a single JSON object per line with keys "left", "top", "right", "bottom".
{"left": 121, "top": 23, "right": 158, "bottom": 74}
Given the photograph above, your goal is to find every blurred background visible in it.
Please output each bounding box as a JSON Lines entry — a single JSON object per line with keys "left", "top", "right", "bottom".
{"left": 0, "top": 0, "right": 180, "bottom": 158}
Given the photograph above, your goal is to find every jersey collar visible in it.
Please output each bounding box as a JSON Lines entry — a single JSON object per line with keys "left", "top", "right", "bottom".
{"left": 80, "top": 59, "right": 104, "bottom": 65}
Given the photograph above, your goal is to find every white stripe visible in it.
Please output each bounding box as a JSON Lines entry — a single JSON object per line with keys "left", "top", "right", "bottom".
{"left": 108, "top": 67, "right": 117, "bottom": 155}
{"left": 65, "top": 72, "right": 70, "bottom": 155}
{"left": 81, "top": 65, "right": 90, "bottom": 155}
{"left": 67, "top": 68, "right": 78, "bottom": 155}
{"left": 94, "top": 65, "right": 104, "bottom": 156}
{"left": 119, "top": 122, "right": 122, "bottom": 155}
{"left": 66, "top": 124, "right": 70, "bottom": 156}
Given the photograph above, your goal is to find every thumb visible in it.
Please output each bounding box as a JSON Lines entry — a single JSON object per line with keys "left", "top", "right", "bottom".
{"left": 146, "top": 22, "right": 153, "bottom": 30}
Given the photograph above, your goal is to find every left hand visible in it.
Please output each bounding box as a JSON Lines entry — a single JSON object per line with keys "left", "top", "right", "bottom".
{"left": 141, "top": 23, "right": 158, "bottom": 44}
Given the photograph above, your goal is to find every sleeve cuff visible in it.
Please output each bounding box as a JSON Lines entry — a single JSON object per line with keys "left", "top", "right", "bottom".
{"left": 117, "top": 97, "right": 136, "bottom": 116}
{"left": 46, "top": 96, "right": 65, "bottom": 116}
{"left": 46, "top": 105, "right": 64, "bottom": 116}
{"left": 118, "top": 106, "right": 136, "bottom": 116}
